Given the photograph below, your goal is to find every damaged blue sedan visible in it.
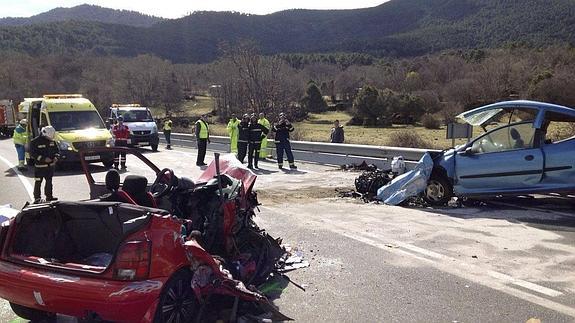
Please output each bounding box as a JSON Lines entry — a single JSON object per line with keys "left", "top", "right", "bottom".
{"left": 423, "top": 100, "right": 575, "bottom": 205}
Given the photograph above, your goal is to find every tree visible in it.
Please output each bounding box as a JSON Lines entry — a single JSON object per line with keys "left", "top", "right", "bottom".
{"left": 300, "top": 81, "right": 327, "bottom": 113}
{"left": 352, "top": 86, "right": 387, "bottom": 126}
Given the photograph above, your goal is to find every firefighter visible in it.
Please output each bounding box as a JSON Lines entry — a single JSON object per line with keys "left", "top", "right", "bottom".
{"left": 237, "top": 114, "right": 250, "bottom": 163}
{"left": 258, "top": 112, "right": 271, "bottom": 159}
{"left": 273, "top": 112, "right": 297, "bottom": 170}
{"left": 248, "top": 114, "right": 268, "bottom": 169}
{"left": 226, "top": 114, "right": 240, "bottom": 153}
{"left": 12, "top": 119, "right": 28, "bottom": 171}
{"left": 112, "top": 116, "right": 129, "bottom": 170}
{"left": 163, "top": 116, "right": 173, "bottom": 149}
{"left": 30, "top": 126, "right": 59, "bottom": 203}
{"left": 195, "top": 114, "right": 210, "bottom": 166}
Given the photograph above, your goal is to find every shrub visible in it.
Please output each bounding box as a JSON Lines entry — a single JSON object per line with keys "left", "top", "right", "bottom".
{"left": 421, "top": 113, "right": 441, "bottom": 129}
{"left": 386, "top": 131, "right": 431, "bottom": 148}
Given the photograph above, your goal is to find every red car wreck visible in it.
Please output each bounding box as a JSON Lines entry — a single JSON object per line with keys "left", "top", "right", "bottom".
{"left": 0, "top": 147, "right": 292, "bottom": 322}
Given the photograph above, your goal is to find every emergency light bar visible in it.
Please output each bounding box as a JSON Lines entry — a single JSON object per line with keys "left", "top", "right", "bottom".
{"left": 112, "top": 104, "right": 141, "bottom": 107}
{"left": 43, "top": 94, "right": 83, "bottom": 99}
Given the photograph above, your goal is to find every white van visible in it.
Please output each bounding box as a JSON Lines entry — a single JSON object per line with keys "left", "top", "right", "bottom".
{"left": 108, "top": 104, "right": 159, "bottom": 151}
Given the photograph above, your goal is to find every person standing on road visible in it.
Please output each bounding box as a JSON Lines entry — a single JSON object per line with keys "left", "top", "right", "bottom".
{"left": 330, "top": 120, "right": 345, "bottom": 143}
{"left": 163, "top": 117, "right": 173, "bottom": 150}
{"left": 258, "top": 112, "right": 271, "bottom": 159}
{"left": 248, "top": 114, "right": 268, "bottom": 169}
{"left": 227, "top": 114, "right": 240, "bottom": 153}
{"left": 236, "top": 114, "right": 250, "bottom": 163}
{"left": 273, "top": 112, "right": 297, "bottom": 170}
{"left": 12, "top": 119, "right": 28, "bottom": 171}
{"left": 112, "top": 116, "right": 130, "bottom": 170}
{"left": 30, "top": 126, "right": 59, "bottom": 203}
{"left": 195, "top": 114, "right": 210, "bottom": 166}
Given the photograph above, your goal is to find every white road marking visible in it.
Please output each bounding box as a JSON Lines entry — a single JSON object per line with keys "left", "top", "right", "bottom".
{"left": 264, "top": 205, "right": 575, "bottom": 318}
{"left": 0, "top": 154, "right": 34, "bottom": 200}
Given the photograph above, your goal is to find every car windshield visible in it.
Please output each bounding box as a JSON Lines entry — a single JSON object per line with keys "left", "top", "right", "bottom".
{"left": 49, "top": 111, "right": 105, "bottom": 131}
{"left": 118, "top": 109, "right": 154, "bottom": 122}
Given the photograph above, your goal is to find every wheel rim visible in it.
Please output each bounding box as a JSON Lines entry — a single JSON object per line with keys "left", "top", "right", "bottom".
{"left": 161, "top": 279, "right": 196, "bottom": 323}
{"left": 426, "top": 180, "right": 446, "bottom": 201}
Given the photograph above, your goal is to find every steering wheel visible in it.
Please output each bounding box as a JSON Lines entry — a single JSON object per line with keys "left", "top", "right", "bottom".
{"left": 150, "top": 168, "right": 177, "bottom": 198}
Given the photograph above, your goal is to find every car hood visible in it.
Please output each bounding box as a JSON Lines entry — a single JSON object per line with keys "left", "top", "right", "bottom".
{"left": 197, "top": 154, "right": 256, "bottom": 196}
{"left": 57, "top": 128, "right": 112, "bottom": 143}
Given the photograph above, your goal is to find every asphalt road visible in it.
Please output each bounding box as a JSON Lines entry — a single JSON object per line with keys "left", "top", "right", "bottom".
{"left": 0, "top": 137, "right": 575, "bottom": 322}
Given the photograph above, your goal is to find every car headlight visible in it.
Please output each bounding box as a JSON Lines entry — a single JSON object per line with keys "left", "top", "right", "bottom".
{"left": 106, "top": 138, "right": 114, "bottom": 147}
{"left": 58, "top": 141, "right": 72, "bottom": 151}
{"left": 152, "top": 125, "right": 158, "bottom": 133}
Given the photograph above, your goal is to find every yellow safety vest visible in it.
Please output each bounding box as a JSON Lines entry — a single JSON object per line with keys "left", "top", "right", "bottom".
{"left": 163, "top": 120, "right": 172, "bottom": 131}
{"left": 197, "top": 120, "right": 209, "bottom": 139}
{"left": 12, "top": 125, "right": 28, "bottom": 145}
{"left": 258, "top": 118, "right": 270, "bottom": 132}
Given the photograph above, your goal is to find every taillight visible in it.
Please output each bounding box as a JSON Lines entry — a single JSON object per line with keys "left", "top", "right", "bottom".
{"left": 113, "top": 240, "right": 151, "bottom": 281}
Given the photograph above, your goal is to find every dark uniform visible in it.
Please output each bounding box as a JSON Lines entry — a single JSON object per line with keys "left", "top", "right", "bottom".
{"left": 248, "top": 120, "right": 268, "bottom": 169}
{"left": 30, "top": 135, "right": 59, "bottom": 201}
{"left": 237, "top": 119, "right": 250, "bottom": 163}
{"left": 273, "top": 120, "right": 297, "bottom": 169}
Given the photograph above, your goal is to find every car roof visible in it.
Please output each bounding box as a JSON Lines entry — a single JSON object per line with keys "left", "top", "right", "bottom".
{"left": 458, "top": 100, "right": 575, "bottom": 126}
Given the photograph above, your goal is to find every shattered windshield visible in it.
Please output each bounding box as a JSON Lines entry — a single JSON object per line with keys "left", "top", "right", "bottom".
{"left": 457, "top": 108, "right": 504, "bottom": 126}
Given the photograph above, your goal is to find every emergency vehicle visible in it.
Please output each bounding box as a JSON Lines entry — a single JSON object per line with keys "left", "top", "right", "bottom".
{"left": 108, "top": 104, "right": 159, "bottom": 151}
{"left": 24, "top": 94, "right": 114, "bottom": 168}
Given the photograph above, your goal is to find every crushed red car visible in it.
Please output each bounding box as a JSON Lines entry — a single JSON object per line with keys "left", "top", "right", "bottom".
{"left": 0, "top": 147, "right": 292, "bottom": 322}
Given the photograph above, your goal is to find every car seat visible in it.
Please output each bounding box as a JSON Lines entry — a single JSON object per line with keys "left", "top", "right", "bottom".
{"left": 102, "top": 170, "right": 156, "bottom": 208}
{"left": 121, "top": 175, "right": 157, "bottom": 208}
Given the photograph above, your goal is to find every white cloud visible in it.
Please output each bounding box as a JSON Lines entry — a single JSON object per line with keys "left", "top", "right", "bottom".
{"left": 0, "top": 0, "right": 387, "bottom": 19}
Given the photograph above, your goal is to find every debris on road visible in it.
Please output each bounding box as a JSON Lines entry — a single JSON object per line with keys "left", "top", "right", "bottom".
{"left": 376, "top": 153, "right": 433, "bottom": 205}
{"left": 340, "top": 161, "right": 377, "bottom": 172}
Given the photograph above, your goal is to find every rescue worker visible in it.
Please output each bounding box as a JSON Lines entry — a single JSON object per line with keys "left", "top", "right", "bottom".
{"left": 30, "top": 126, "right": 59, "bottom": 203}
{"left": 12, "top": 119, "right": 28, "bottom": 171}
{"left": 112, "top": 116, "right": 129, "bottom": 170}
{"left": 163, "top": 116, "right": 173, "bottom": 150}
{"left": 258, "top": 112, "right": 271, "bottom": 159}
{"left": 237, "top": 114, "right": 250, "bottom": 163}
{"left": 195, "top": 114, "right": 210, "bottom": 166}
{"left": 273, "top": 112, "right": 297, "bottom": 170}
{"left": 247, "top": 114, "right": 268, "bottom": 169}
{"left": 226, "top": 114, "right": 240, "bottom": 153}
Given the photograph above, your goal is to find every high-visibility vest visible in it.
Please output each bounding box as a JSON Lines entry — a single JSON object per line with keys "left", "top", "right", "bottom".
{"left": 258, "top": 118, "right": 270, "bottom": 132}
{"left": 163, "top": 120, "right": 172, "bottom": 131}
{"left": 12, "top": 125, "right": 28, "bottom": 145}
{"left": 197, "top": 120, "right": 209, "bottom": 139}
{"left": 227, "top": 119, "right": 240, "bottom": 135}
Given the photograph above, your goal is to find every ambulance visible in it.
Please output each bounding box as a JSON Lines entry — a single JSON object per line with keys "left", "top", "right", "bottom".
{"left": 24, "top": 94, "right": 114, "bottom": 168}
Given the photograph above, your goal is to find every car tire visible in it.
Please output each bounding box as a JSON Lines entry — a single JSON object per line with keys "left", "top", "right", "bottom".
{"left": 151, "top": 143, "right": 159, "bottom": 152}
{"left": 10, "top": 302, "right": 55, "bottom": 321}
{"left": 154, "top": 269, "right": 199, "bottom": 323}
{"left": 423, "top": 175, "right": 453, "bottom": 206}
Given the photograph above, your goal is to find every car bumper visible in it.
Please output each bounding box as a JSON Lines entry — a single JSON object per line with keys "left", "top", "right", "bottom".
{"left": 59, "top": 150, "right": 114, "bottom": 163}
{"left": 129, "top": 134, "right": 159, "bottom": 147}
{"left": 0, "top": 261, "right": 166, "bottom": 322}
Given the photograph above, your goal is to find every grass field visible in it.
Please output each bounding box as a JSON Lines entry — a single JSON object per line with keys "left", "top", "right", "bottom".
{"left": 164, "top": 98, "right": 475, "bottom": 149}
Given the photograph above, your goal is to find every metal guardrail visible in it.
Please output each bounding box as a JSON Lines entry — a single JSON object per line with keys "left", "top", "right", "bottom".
{"left": 160, "top": 132, "right": 441, "bottom": 169}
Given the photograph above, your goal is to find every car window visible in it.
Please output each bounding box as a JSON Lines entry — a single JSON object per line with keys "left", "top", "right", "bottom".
{"left": 119, "top": 110, "right": 154, "bottom": 122}
{"left": 483, "top": 108, "right": 538, "bottom": 132}
{"left": 543, "top": 111, "right": 575, "bottom": 143}
{"left": 471, "top": 122, "right": 536, "bottom": 154}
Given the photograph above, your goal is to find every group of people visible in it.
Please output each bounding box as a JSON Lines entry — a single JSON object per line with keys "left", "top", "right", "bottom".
{"left": 225, "top": 112, "right": 297, "bottom": 170}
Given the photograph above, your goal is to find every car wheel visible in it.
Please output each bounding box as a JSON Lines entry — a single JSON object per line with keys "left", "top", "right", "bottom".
{"left": 155, "top": 269, "right": 199, "bottom": 323}
{"left": 423, "top": 176, "right": 453, "bottom": 206}
{"left": 151, "top": 143, "right": 159, "bottom": 152}
{"left": 10, "top": 302, "right": 55, "bottom": 321}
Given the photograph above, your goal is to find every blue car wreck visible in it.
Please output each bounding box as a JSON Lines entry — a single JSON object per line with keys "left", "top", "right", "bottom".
{"left": 423, "top": 100, "right": 575, "bottom": 205}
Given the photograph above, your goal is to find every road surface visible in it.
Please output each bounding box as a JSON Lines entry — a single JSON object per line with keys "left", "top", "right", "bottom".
{"left": 0, "top": 137, "right": 574, "bottom": 322}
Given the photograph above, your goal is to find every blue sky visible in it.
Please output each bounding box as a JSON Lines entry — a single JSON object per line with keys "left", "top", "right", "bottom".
{"left": 1, "top": 0, "right": 387, "bottom": 18}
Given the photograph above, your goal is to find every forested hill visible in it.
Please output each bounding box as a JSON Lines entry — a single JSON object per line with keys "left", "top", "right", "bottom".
{"left": 0, "top": 4, "right": 164, "bottom": 27}
{"left": 0, "top": 0, "right": 574, "bottom": 63}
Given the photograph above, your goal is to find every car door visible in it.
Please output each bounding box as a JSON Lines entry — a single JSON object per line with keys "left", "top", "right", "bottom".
{"left": 454, "top": 122, "right": 544, "bottom": 194}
